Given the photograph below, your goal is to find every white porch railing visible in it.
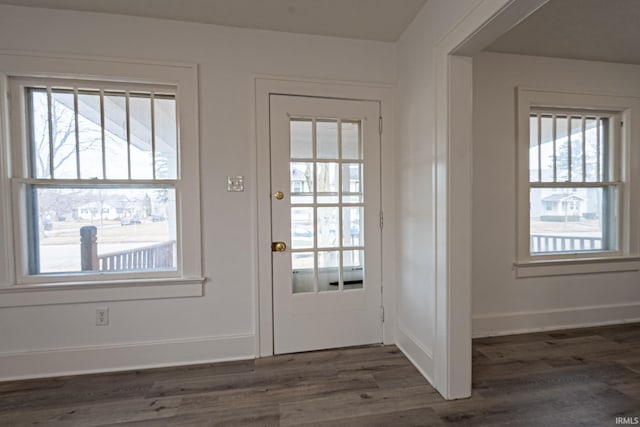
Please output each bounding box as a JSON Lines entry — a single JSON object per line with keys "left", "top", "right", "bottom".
{"left": 531, "top": 234, "right": 602, "bottom": 253}
{"left": 80, "top": 226, "right": 175, "bottom": 272}
{"left": 98, "top": 241, "right": 175, "bottom": 271}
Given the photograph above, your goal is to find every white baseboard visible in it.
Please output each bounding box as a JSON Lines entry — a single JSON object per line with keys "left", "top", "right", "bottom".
{"left": 0, "top": 333, "right": 255, "bottom": 382}
{"left": 395, "top": 321, "right": 435, "bottom": 386}
{"left": 473, "top": 302, "right": 640, "bottom": 338}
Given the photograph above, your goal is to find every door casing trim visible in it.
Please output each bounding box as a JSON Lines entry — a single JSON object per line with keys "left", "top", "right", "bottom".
{"left": 254, "top": 76, "right": 395, "bottom": 357}
{"left": 432, "top": 0, "right": 550, "bottom": 399}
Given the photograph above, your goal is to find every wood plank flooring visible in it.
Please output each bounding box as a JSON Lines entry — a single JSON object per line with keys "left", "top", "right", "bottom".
{"left": 1, "top": 322, "right": 639, "bottom": 426}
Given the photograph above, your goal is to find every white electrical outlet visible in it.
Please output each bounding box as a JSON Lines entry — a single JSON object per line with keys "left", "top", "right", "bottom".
{"left": 96, "top": 308, "right": 109, "bottom": 326}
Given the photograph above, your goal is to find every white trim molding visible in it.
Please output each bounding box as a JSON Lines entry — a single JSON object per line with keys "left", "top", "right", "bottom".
{"left": 515, "top": 87, "right": 640, "bottom": 273}
{"left": 432, "top": 0, "right": 550, "bottom": 400}
{"left": 0, "top": 50, "right": 204, "bottom": 305}
{"left": 395, "top": 321, "right": 435, "bottom": 385}
{"left": 0, "top": 333, "right": 254, "bottom": 382}
{"left": 514, "top": 257, "right": 640, "bottom": 278}
{"left": 0, "top": 278, "right": 205, "bottom": 307}
{"left": 473, "top": 302, "right": 640, "bottom": 338}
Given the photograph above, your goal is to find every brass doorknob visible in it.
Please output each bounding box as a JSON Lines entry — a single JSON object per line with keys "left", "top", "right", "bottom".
{"left": 272, "top": 241, "right": 287, "bottom": 252}
{"left": 274, "top": 191, "right": 285, "bottom": 200}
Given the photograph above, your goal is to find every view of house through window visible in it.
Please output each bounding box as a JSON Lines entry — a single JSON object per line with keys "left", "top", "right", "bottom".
{"left": 23, "top": 84, "right": 178, "bottom": 274}
{"left": 528, "top": 110, "right": 619, "bottom": 255}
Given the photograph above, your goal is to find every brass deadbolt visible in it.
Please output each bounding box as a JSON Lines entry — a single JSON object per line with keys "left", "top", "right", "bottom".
{"left": 272, "top": 241, "right": 287, "bottom": 252}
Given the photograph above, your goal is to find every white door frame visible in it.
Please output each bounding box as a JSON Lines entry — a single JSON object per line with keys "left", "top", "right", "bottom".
{"left": 254, "top": 76, "right": 395, "bottom": 357}
{"left": 432, "top": 0, "right": 549, "bottom": 399}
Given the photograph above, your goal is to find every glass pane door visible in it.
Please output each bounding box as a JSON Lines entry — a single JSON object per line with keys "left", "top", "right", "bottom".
{"left": 289, "top": 118, "right": 364, "bottom": 293}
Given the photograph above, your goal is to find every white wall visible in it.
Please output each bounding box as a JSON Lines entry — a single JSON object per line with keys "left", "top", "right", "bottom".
{"left": 394, "top": 0, "right": 482, "bottom": 383}
{"left": 0, "top": 4, "right": 396, "bottom": 379}
{"left": 472, "top": 52, "right": 640, "bottom": 337}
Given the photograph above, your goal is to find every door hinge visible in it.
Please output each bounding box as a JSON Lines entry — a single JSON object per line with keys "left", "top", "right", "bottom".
{"left": 379, "top": 116, "right": 383, "bottom": 135}
{"left": 379, "top": 211, "right": 384, "bottom": 229}
{"left": 380, "top": 306, "right": 385, "bottom": 323}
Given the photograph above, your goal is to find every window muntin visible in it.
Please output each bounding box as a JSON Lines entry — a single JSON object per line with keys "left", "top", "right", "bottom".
{"left": 16, "top": 79, "right": 179, "bottom": 277}
{"left": 288, "top": 117, "right": 365, "bottom": 293}
{"left": 26, "top": 87, "right": 177, "bottom": 180}
{"left": 528, "top": 109, "right": 620, "bottom": 256}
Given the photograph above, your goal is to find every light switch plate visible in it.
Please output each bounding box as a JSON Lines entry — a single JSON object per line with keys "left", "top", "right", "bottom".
{"left": 227, "top": 176, "right": 244, "bottom": 192}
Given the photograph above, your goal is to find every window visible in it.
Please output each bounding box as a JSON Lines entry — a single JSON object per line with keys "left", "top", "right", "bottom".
{"left": 11, "top": 78, "right": 180, "bottom": 279}
{"left": 0, "top": 54, "right": 202, "bottom": 300}
{"left": 516, "top": 88, "right": 640, "bottom": 276}
{"left": 528, "top": 109, "right": 619, "bottom": 256}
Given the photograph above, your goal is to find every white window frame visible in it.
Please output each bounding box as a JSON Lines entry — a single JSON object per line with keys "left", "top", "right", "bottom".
{"left": 0, "top": 52, "right": 204, "bottom": 306}
{"left": 515, "top": 87, "right": 640, "bottom": 277}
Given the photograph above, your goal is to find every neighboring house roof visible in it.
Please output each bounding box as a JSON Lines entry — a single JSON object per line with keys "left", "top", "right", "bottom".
{"left": 542, "top": 193, "right": 585, "bottom": 202}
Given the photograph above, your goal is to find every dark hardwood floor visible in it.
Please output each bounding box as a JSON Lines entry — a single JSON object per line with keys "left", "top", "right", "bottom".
{"left": 1, "top": 323, "right": 639, "bottom": 426}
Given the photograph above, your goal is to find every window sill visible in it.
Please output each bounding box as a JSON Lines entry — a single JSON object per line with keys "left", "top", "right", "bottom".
{"left": 0, "top": 277, "right": 205, "bottom": 307}
{"left": 514, "top": 257, "right": 640, "bottom": 278}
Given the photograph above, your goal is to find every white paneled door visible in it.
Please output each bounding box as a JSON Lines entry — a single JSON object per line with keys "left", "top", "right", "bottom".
{"left": 270, "top": 95, "right": 382, "bottom": 354}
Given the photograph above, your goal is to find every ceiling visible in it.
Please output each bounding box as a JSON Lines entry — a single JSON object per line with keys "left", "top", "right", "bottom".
{"left": 486, "top": 0, "right": 640, "bottom": 65}
{"left": 0, "top": 0, "right": 427, "bottom": 42}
